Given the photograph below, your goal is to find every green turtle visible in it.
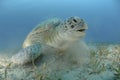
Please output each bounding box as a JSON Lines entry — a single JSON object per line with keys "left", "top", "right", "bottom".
{"left": 9, "top": 16, "right": 88, "bottom": 65}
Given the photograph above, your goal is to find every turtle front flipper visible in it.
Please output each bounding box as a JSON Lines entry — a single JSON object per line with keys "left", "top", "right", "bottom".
{"left": 11, "top": 44, "right": 41, "bottom": 65}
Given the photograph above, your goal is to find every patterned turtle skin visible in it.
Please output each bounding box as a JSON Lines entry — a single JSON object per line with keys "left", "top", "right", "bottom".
{"left": 11, "top": 16, "right": 88, "bottom": 65}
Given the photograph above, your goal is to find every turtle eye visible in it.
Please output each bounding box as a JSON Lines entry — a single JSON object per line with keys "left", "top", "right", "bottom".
{"left": 71, "top": 25, "right": 75, "bottom": 28}
{"left": 73, "top": 19, "right": 77, "bottom": 23}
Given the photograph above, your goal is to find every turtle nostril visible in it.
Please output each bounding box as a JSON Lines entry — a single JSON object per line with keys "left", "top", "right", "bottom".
{"left": 79, "top": 21, "right": 84, "bottom": 26}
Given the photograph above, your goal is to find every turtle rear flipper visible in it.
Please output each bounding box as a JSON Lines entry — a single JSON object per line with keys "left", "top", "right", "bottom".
{"left": 11, "top": 44, "right": 41, "bottom": 65}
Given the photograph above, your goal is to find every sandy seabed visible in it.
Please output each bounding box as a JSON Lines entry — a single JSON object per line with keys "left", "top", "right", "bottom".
{"left": 0, "top": 43, "right": 120, "bottom": 80}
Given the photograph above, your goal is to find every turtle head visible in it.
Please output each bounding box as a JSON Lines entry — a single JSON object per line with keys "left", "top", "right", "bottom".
{"left": 60, "top": 16, "right": 88, "bottom": 41}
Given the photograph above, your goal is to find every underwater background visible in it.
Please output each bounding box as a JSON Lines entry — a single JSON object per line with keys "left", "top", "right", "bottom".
{"left": 1, "top": 0, "right": 120, "bottom": 80}
{"left": 0, "top": 0, "right": 120, "bottom": 50}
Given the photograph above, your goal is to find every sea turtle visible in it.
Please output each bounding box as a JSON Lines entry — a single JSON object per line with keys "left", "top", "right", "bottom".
{"left": 4, "top": 16, "right": 88, "bottom": 65}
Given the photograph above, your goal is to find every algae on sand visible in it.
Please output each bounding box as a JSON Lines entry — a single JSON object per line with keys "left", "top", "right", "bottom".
{"left": 0, "top": 43, "right": 120, "bottom": 80}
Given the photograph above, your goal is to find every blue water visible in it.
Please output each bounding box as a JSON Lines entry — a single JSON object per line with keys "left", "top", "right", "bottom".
{"left": 0, "top": 0, "right": 120, "bottom": 49}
